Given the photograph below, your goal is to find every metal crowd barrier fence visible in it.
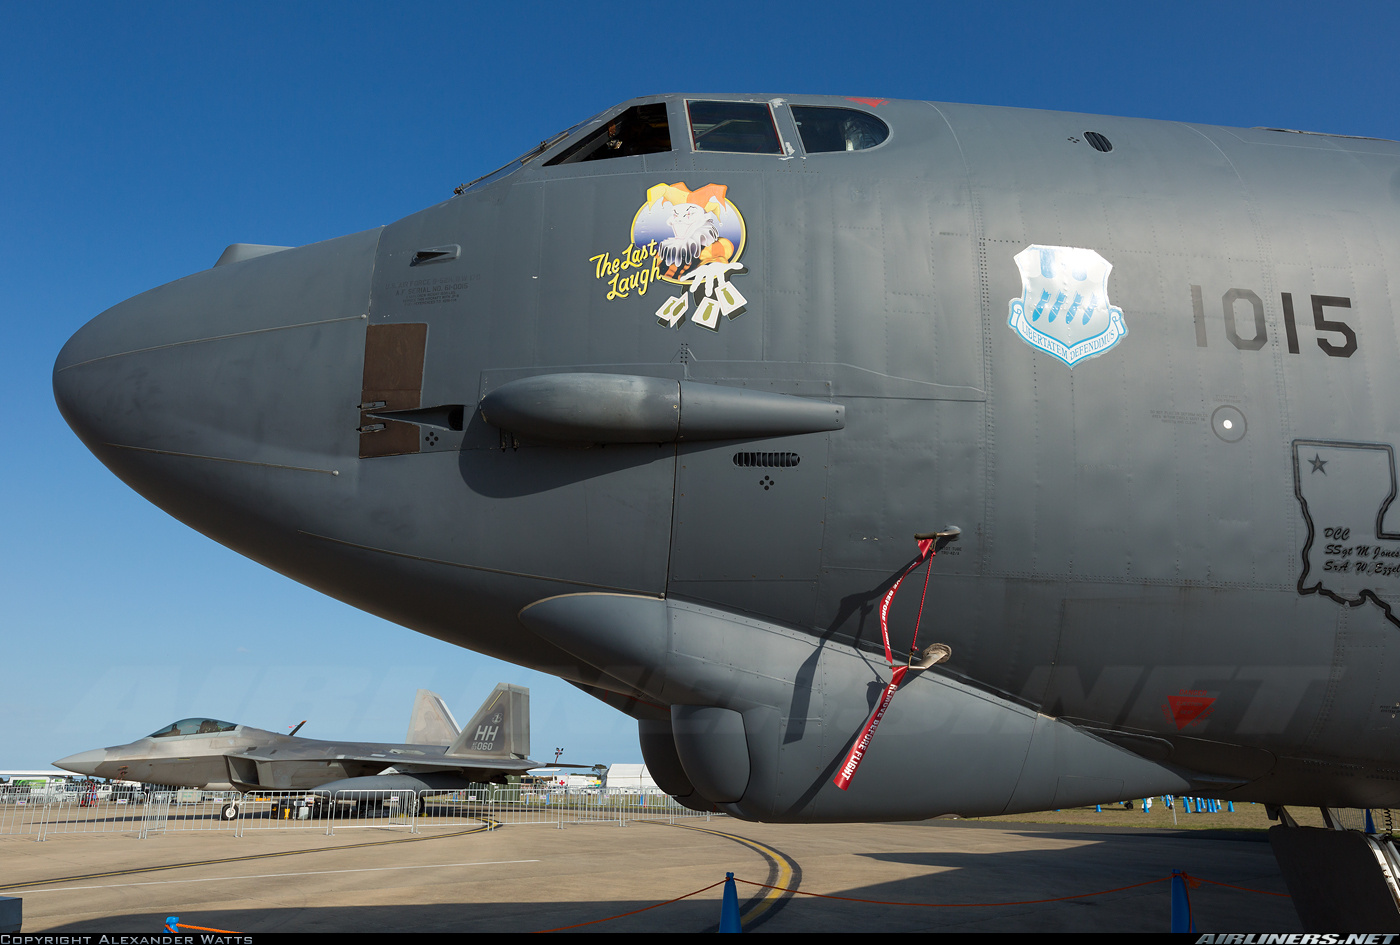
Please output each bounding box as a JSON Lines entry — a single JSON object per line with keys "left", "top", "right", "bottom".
{"left": 226, "top": 786, "right": 714, "bottom": 835}
{"left": 0, "top": 786, "right": 244, "bottom": 840}
{"left": 1328, "top": 807, "right": 1400, "bottom": 834}
{"left": 0, "top": 783, "right": 716, "bottom": 840}
{"left": 0, "top": 785, "right": 55, "bottom": 838}
{"left": 135, "top": 790, "right": 244, "bottom": 838}
{"left": 419, "top": 785, "right": 560, "bottom": 828}
{"left": 411, "top": 785, "right": 716, "bottom": 829}
{"left": 229, "top": 789, "right": 419, "bottom": 836}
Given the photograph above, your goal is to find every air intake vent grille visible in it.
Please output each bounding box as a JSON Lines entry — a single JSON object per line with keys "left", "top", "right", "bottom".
{"left": 733, "top": 452, "right": 800, "bottom": 468}
{"left": 1084, "top": 131, "right": 1113, "bottom": 152}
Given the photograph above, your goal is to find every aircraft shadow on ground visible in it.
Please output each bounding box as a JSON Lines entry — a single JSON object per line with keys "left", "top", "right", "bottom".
{"left": 837, "top": 832, "right": 1298, "bottom": 932}
{"left": 39, "top": 834, "right": 1299, "bottom": 934}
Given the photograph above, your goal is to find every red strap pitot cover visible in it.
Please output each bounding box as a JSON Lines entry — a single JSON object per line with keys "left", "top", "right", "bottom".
{"left": 833, "top": 539, "right": 936, "bottom": 791}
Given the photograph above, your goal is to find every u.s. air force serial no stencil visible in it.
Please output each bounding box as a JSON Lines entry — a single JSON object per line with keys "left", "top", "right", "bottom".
{"left": 1007, "top": 245, "right": 1127, "bottom": 367}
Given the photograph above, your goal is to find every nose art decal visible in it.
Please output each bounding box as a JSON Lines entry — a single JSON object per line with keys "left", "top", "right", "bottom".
{"left": 588, "top": 182, "right": 749, "bottom": 332}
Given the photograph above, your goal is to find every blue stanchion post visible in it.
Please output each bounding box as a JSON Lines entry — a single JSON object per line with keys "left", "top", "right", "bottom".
{"left": 1171, "top": 870, "right": 1195, "bottom": 933}
{"left": 720, "top": 871, "right": 741, "bottom": 933}
{"left": 1367, "top": 809, "right": 1377, "bottom": 834}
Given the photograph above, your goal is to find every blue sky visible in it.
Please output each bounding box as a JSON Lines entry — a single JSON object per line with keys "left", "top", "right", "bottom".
{"left": 4, "top": 2, "right": 1398, "bottom": 770}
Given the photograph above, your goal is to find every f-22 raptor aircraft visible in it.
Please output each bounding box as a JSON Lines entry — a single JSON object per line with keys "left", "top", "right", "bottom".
{"left": 54, "top": 685, "right": 535, "bottom": 814}
{"left": 52, "top": 92, "right": 1400, "bottom": 922}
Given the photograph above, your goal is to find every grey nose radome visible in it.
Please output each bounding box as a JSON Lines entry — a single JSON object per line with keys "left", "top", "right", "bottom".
{"left": 54, "top": 227, "right": 381, "bottom": 462}
{"left": 53, "top": 229, "right": 380, "bottom": 536}
{"left": 53, "top": 749, "right": 106, "bottom": 777}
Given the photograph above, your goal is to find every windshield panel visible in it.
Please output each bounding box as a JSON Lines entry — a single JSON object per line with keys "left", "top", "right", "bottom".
{"left": 454, "top": 115, "right": 597, "bottom": 196}
{"left": 687, "top": 101, "right": 782, "bottom": 154}
{"left": 545, "top": 103, "right": 670, "bottom": 165}
{"left": 791, "top": 106, "right": 889, "bottom": 152}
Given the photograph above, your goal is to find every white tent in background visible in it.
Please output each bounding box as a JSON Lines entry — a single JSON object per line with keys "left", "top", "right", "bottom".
{"left": 606, "top": 763, "right": 661, "bottom": 793}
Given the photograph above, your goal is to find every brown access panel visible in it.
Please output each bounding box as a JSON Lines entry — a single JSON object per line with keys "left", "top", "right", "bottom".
{"left": 359, "top": 323, "right": 428, "bottom": 458}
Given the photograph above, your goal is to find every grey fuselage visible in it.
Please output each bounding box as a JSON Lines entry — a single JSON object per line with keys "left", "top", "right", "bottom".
{"left": 56, "top": 728, "right": 523, "bottom": 791}
{"left": 54, "top": 93, "right": 1400, "bottom": 820}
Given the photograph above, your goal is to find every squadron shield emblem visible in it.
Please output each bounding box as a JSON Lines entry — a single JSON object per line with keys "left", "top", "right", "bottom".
{"left": 1007, "top": 245, "right": 1127, "bottom": 367}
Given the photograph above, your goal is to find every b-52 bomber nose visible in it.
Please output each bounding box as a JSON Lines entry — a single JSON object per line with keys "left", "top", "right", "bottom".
{"left": 64, "top": 91, "right": 1400, "bottom": 842}
{"left": 53, "top": 230, "right": 381, "bottom": 584}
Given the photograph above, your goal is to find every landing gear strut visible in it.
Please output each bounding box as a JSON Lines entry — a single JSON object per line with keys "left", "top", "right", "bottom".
{"left": 1269, "top": 806, "right": 1400, "bottom": 931}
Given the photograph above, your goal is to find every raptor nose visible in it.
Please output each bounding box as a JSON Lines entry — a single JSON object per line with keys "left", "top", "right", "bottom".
{"left": 53, "top": 748, "right": 106, "bottom": 777}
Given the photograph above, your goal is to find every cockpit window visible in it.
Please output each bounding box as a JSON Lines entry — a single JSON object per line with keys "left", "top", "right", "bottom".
{"left": 791, "top": 106, "right": 889, "bottom": 153}
{"left": 454, "top": 113, "right": 598, "bottom": 196}
{"left": 687, "top": 101, "right": 783, "bottom": 154}
{"left": 149, "top": 718, "right": 237, "bottom": 738}
{"left": 544, "top": 104, "right": 671, "bottom": 166}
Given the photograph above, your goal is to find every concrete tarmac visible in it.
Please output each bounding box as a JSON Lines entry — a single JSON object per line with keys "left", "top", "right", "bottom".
{"left": 1, "top": 817, "right": 1300, "bottom": 933}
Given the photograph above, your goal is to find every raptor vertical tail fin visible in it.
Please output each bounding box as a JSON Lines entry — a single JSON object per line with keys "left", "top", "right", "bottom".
{"left": 405, "top": 690, "right": 460, "bottom": 745}
{"left": 445, "top": 684, "right": 529, "bottom": 759}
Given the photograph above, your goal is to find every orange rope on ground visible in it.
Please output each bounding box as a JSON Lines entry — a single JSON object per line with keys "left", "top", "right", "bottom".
{"left": 533, "top": 879, "right": 727, "bottom": 932}
{"left": 175, "top": 925, "right": 238, "bottom": 933}
{"left": 732, "top": 875, "right": 1169, "bottom": 907}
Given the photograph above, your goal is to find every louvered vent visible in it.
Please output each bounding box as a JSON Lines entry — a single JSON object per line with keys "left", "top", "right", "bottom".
{"left": 733, "top": 452, "right": 801, "bottom": 468}
{"left": 1084, "top": 131, "right": 1113, "bottom": 152}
